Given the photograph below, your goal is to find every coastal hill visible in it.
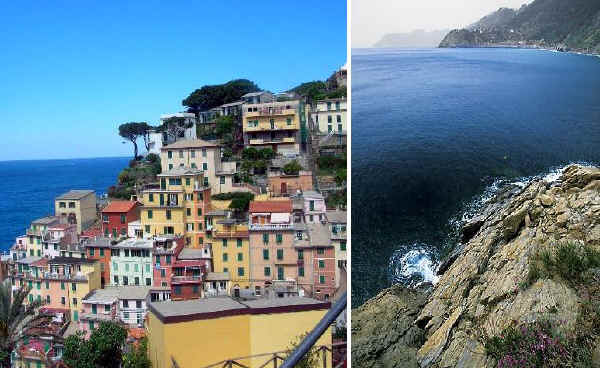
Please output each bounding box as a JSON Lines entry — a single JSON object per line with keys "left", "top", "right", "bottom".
{"left": 353, "top": 165, "right": 600, "bottom": 367}
{"left": 373, "top": 30, "right": 449, "bottom": 48}
{"left": 439, "top": 0, "right": 600, "bottom": 53}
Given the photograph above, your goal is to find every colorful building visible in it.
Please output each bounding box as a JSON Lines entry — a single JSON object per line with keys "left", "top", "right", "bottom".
{"left": 153, "top": 235, "right": 185, "bottom": 288}
{"left": 170, "top": 250, "right": 207, "bottom": 301}
{"left": 267, "top": 170, "right": 313, "bottom": 196}
{"left": 248, "top": 200, "right": 297, "bottom": 297}
{"left": 205, "top": 210, "right": 250, "bottom": 290}
{"left": 310, "top": 98, "right": 347, "bottom": 134}
{"left": 242, "top": 100, "right": 302, "bottom": 155}
{"left": 26, "top": 217, "right": 60, "bottom": 258}
{"left": 78, "top": 288, "right": 120, "bottom": 338}
{"left": 326, "top": 211, "right": 347, "bottom": 290}
{"left": 84, "top": 237, "right": 112, "bottom": 287}
{"left": 159, "top": 139, "right": 237, "bottom": 194}
{"left": 109, "top": 238, "right": 154, "bottom": 287}
{"left": 139, "top": 168, "right": 211, "bottom": 248}
{"left": 42, "top": 223, "right": 77, "bottom": 259}
{"left": 146, "top": 297, "right": 332, "bottom": 368}
{"left": 101, "top": 200, "right": 141, "bottom": 238}
{"left": 300, "top": 191, "right": 327, "bottom": 224}
{"left": 54, "top": 190, "right": 97, "bottom": 233}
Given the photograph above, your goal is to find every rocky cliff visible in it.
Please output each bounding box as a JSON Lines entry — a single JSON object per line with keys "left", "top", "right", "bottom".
{"left": 439, "top": 0, "right": 600, "bottom": 54}
{"left": 352, "top": 165, "right": 600, "bottom": 367}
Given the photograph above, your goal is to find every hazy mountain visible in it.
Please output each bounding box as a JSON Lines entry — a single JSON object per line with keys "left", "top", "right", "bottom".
{"left": 440, "top": 0, "right": 600, "bottom": 53}
{"left": 373, "top": 29, "right": 450, "bottom": 48}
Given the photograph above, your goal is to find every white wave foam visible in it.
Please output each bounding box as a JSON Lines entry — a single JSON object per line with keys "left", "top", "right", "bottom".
{"left": 389, "top": 247, "right": 439, "bottom": 287}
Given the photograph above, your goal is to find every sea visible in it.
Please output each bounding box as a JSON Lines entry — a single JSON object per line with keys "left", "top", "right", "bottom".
{"left": 0, "top": 157, "right": 129, "bottom": 251}
{"left": 351, "top": 48, "right": 600, "bottom": 307}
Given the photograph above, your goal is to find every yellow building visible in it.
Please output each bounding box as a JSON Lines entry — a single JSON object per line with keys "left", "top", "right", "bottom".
{"left": 205, "top": 210, "right": 250, "bottom": 289}
{"left": 139, "top": 168, "right": 211, "bottom": 248}
{"left": 146, "top": 297, "right": 332, "bottom": 368}
{"left": 242, "top": 100, "right": 302, "bottom": 155}
{"left": 55, "top": 190, "right": 97, "bottom": 233}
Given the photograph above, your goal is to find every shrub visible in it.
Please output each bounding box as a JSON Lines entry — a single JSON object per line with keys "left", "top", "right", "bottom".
{"left": 283, "top": 160, "right": 303, "bottom": 175}
{"left": 242, "top": 147, "right": 259, "bottom": 160}
{"left": 526, "top": 242, "right": 600, "bottom": 287}
{"left": 145, "top": 153, "right": 159, "bottom": 163}
{"left": 259, "top": 148, "right": 275, "bottom": 160}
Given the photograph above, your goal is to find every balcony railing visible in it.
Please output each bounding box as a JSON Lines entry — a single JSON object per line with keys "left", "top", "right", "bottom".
{"left": 245, "top": 108, "right": 297, "bottom": 118}
{"left": 249, "top": 223, "right": 293, "bottom": 231}
{"left": 213, "top": 230, "right": 249, "bottom": 238}
{"left": 171, "top": 275, "right": 202, "bottom": 283}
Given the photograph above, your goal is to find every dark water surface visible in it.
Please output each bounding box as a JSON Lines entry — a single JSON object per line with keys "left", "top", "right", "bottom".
{"left": 0, "top": 157, "right": 128, "bottom": 250}
{"left": 351, "top": 48, "right": 600, "bottom": 307}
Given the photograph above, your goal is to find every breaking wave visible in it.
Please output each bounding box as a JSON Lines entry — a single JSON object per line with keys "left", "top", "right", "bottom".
{"left": 389, "top": 245, "right": 439, "bottom": 287}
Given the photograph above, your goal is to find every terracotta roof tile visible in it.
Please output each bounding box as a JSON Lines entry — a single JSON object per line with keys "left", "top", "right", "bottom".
{"left": 249, "top": 200, "right": 292, "bottom": 213}
{"left": 102, "top": 201, "right": 139, "bottom": 213}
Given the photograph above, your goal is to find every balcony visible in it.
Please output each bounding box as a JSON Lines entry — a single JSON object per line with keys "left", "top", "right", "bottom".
{"left": 245, "top": 107, "right": 297, "bottom": 118}
{"left": 171, "top": 275, "right": 202, "bottom": 284}
{"left": 213, "top": 230, "right": 249, "bottom": 238}
{"left": 249, "top": 137, "right": 297, "bottom": 145}
{"left": 249, "top": 223, "right": 293, "bottom": 231}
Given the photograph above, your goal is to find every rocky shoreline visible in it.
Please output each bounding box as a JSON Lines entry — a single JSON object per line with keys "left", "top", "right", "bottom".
{"left": 352, "top": 165, "right": 600, "bottom": 367}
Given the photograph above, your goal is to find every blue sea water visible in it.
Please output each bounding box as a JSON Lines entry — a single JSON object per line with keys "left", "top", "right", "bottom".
{"left": 0, "top": 157, "right": 129, "bottom": 251}
{"left": 351, "top": 48, "right": 600, "bottom": 307}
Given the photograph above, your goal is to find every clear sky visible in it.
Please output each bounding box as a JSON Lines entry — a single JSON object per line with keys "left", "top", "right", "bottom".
{"left": 352, "top": 0, "right": 532, "bottom": 47}
{"left": 0, "top": 1, "right": 347, "bottom": 160}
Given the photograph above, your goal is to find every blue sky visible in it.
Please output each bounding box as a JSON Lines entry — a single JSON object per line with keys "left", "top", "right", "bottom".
{"left": 0, "top": 1, "right": 347, "bottom": 160}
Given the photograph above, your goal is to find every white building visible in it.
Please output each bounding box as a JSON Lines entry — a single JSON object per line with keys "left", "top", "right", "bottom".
{"left": 310, "top": 98, "right": 347, "bottom": 134}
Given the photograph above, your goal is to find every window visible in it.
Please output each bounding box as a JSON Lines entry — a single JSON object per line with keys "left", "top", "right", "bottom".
{"left": 237, "top": 253, "right": 243, "bottom": 261}
{"left": 222, "top": 239, "right": 227, "bottom": 248}
{"left": 186, "top": 177, "right": 190, "bottom": 186}
{"left": 120, "top": 214, "right": 126, "bottom": 224}
{"left": 89, "top": 321, "right": 95, "bottom": 330}
{"left": 123, "top": 276, "right": 129, "bottom": 285}
{"left": 166, "top": 255, "right": 171, "bottom": 264}
{"left": 168, "top": 151, "right": 172, "bottom": 159}
{"left": 59, "top": 202, "right": 66, "bottom": 208}
{"left": 319, "top": 260, "right": 325, "bottom": 268}
{"left": 276, "top": 233, "right": 283, "bottom": 244}
{"left": 147, "top": 210, "right": 153, "bottom": 219}
{"left": 123, "top": 300, "right": 129, "bottom": 308}
{"left": 100, "top": 248, "right": 104, "bottom": 256}
{"left": 45, "top": 281, "right": 49, "bottom": 289}
{"left": 298, "top": 249, "right": 304, "bottom": 260}
{"left": 174, "top": 286, "right": 181, "bottom": 295}
{"left": 61, "top": 297, "right": 65, "bottom": 305}
{"left": 71, "top": 283, "right": 76, "bottom": 291}
{"left": 46, "top": 295, "right": 50, "bottom": 304}
{"left": 191, "top": 150, "right": 196, "bottom": 158}
{"left": 166, "top": 210, "right": 171, "bottom": 220}
{"left": 186, "top": 208, "right": 191, "bottom": 216}
{"left": 263, "top": 233, "right": 269, "bottom": 244}
{"left": 263, "top": 249, "right": 269, "bottom": 260}
{"left": 191, "top": 163, "right": 196, "bottom": 168}
{"left": 197, "top": 208, "right": 202, "bottom": 216}
{"left": 223, "top": 253, "right": 228, "bottom": 262}
{"left": 125, "top": 264, "right": 129, "bottom": 271}
{"left": 264, "top": 267, "right": 271, "bottom": 277}
{"left": 328, "top": 115, "right": 332, "bottom": 123}
{"left": 286, "top": 117, "right": 292, "bottom": 125}
{"left": 319, "top": 275, "right": 326, "bottom": 284}
{"left": 277, "top": 249, "right": 283, "bottom": 260}
{"left": 238, "top": 267, "right": 245, "bottom": 276}
{"left": 124, "top": 312, "right": 129, "bottom": 319}
{"left": 89, "top": 247, "right": 95, "bottom": 256}
{"left": 299, "top": 266, "right": 305, "bottom": 277}
{"left": 277, "top": 266, "right": 284, "bottom": 280}
{"left": 317, "top": 248, "right": 325, "bottom": 255}
{"left": 68, "top": 202, "right": 75, "bottom": 208}
{"left": 327, "top": 102, "right": 332, "bottom": 110}
{"left": 309, "top": 215, "right": 314, "bottom": 222}
{"left": 105, "top": 304, "right": 110, "bottom": 312}
{"left": 136, "top": 300, "right": 142, "bottom": 308}
{"left": 179, "top": 150, "right": 183, "bottom": 158}
{"left": 160, "top": 269, "right": 166, "bottom": 277}
{"left": 341, "top": 241, "right": 346, "bottom": 251}
{"left": 134, "top": 264, "right": 139, "bottom": 272}
{"left": 149, "top": 193, "right": 154, "bottom": 202}
{"left": 60, "top": 282, "right": 65, "bottom": 290}
{"left": 113, "top": 262, "right": 118, "bottom": 271}
{"left": 202, "top": 162, "right": 208, "bottom": 170}
{"left": 72, "top": 297, "right": 77, "bottom": 305}
{"left": 203, "top": 177, "right": 209, "bottom": 187}
{"left": 135, "top": 277, "right": 140, "bottom": 285}
{"left": 114, "top": 276, "right": 119, "bottom": 284}
{"left": 309, "top": 200, "right": 315, "bottom": 211}
{"left": 168, "top": 164, "right": 173, "bottom": 170}
{"left": 146, "top": 263, "right": 150, "bottom": 272}
{"left": 237, "top": 238, "right": 243, "bottom": 247}
{"left": 223, "top": 267, "right": 228, "bottom": 273}
{"left": 92, "top": 304, "right": 97, "bottom": 314}
{"left": 202, "top": 148, "right": 207, "bottom": 157}
{"left": 337, "top": 114, "right": 342, "bottom": 122}
{"left": 220, "top": 176, "right": 225, "bottom": 184}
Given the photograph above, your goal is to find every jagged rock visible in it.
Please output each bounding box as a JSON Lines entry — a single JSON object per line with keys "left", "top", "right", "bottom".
{"left": 362, "top": 165, "right": 600, "bottom": 367}
{"left": 351, "top": 285, "right": 429, "bottom": 368}
{"left": 461, "top": 217, "right": 484, "bottom": 243}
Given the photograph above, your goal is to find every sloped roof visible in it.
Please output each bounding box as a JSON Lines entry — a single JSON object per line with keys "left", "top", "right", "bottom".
{"left": 56, "top": 190, "right": 95, "bottom": 200}
{"left": 161, "top": 139, "right": 218, "bottom": 150}
{"left": 102, "top": 201, "right": 139, "bottom": 213}
{"left": 249, "top": 200, "right": 292, "bottom": 213}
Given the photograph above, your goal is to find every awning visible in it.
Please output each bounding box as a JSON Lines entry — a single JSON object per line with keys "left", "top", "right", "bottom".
{"left": 271, "top": 213, "right": 290, "bottom": 223}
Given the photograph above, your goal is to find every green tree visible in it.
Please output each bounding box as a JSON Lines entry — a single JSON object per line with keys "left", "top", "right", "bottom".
{"left": 258, "top": 148, "right": 275, "bottom": 160}
{"left": 228, "top": 192, "right": 255, "bottom": 212}
{"left": 0, "top": 282, "right": 51, "bottom": 367}
{"left": 335, "top": 168, "right": 347, "bottom": 186}
{"left": 122, "top": 337, "right": 151, "bottom": 368}
{"left": 63, "top": 321, "right": 128, "bottom": 368}
{"left": 283, "top": 160, "right": 303, "bottom": 175}
{"left": 290, "top": 81, "right": 328, "bottom": 100}
{"left": 119, "top": 122, "right": 150, "bottom": 159}
{"left": 215, "top": 115, "right": 234, "bottom": 137}
{"left": 242, "top": 147, "right": 259, "bottom": 160}
{"left": 182, "top": 79, "right": 260, "bottom": 111}
{"left": 282, "top": 333, "right": 320, "bottom": 368}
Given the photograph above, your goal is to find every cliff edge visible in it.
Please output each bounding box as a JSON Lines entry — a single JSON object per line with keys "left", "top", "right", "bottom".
{"left": 353, "top": 165, "right": 600, "bottom": 367}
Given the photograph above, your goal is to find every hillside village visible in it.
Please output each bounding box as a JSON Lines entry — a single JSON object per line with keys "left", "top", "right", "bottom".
{"left": 3, "top": 67, "right": 347, "bottom": 368}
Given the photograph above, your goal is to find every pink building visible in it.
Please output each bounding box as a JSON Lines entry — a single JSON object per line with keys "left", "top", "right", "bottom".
{"left": 43, "top": 223, "right": 78, "bottom": 258}
{"left": 153, "top": 236, "right": 185, "bottom": 288}
{"left": 300, "top": 191, "right": 327, "bottom": 223}
{"left": 78, "top": 288, "right": 120, "bottom": 338}
{"left": 294, "top": 223, "right": 336, "bottom": 301}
